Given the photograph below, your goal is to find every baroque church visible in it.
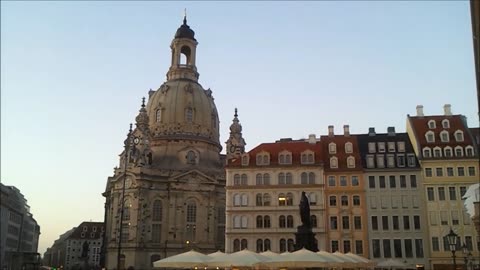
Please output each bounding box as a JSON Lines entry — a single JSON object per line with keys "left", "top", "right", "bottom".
{"left": 102, "top": 17, "right": 245, "bottom": 269}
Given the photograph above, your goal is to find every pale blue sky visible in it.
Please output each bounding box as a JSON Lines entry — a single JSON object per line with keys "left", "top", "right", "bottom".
{"left": 1, "top": 1, "right": 477, "bottom": 255}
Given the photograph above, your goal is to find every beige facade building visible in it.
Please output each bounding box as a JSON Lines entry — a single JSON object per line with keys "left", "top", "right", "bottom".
{"left": 225, "top": 134, "right": 326, "bottom": 253}
{"left": 102, "top": 17, "right": 226, "bottom": 270}
{"left": 407, "top": 105, "right": 480, "bottom": 270}
{"left": 357, "top": 127, "right": 429, "bottom": 269}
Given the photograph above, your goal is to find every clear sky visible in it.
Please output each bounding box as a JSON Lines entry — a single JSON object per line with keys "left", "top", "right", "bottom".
{"left": 1, "top": 1, "right": 477, "bottom": 255}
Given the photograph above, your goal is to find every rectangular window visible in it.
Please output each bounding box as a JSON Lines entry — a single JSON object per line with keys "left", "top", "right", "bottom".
{"left": 414, "top": 216, "right": 420, "bottom": 230}
{"left": 342, "top": 216, "right": 350, "bottom": 230}
{"left": 355, "top": 240, "right": 363, "bottom": 255}
{"left": 425, "top": 168, "right": 432, "bottom": 177}
{"left": 432, "top": 237, "right": 440, "bottom": 251}
{"left": 410, "top": 175, "right": 417, "bottom": 188}
{"left": 451, "top": 211, "right": 459, "bottom": 225}
{"left": 368, "top": 142, "right": 376, "bottom": 153}
{"left": 370, "top": 197, "right": 377, "bottom": 209}
{"left": 388, "top": 142, "right": 395, "bottom": 152}
{"left": 405, "top": 239, "right": 413, "bottom": 258}
{"left": 331, "top": 240, "right": 339, "bottom": 252}
{"left": 464, "top": 211, "right": 471, "bottom": 225}
{"left": 460, "top": 186, "right": 467, "bottom": 198}
{"left": 465, "top": 236, "right": 473, "bottom": 251}
{"left": 354, "top": 216, "right": 362, "bottom": 230}
{"left": 447, "top": 167, "right": 454, "bottom": 176}
{"left": 371, "top": 216, "right": 378, "bottom": 230}
{"left": 387, "top": 155, "right": 395, "bottom": 168}
{"left": 449, "top": 187, "right": 457, "bottom": 200}
{"left": 392, "top": 216, "right": 399, "bottom": 230}
{"left": 381, "top": 196, "right": 389, "bottom": 209}
{"left": 400, "top": 175, "right": 407, "bottom": 188}
{"left": 402, "top": 195, "right": 409, "bottom": 208}
{"left": 407, "top": 154, "right": 416, "bottom": 167}
{"left": 458, "top": 167, "right": 465, "bottom": 176}
{"left": 379, "top": 176, "right": 386, "bottom": 188}
{"left": 468, "top": 166, "right": 476, "bottom": 176}
{"left": 440, "top": 211, "right": 448, "bottom": 225}
{"left": 343, "top": 240, "right": 351, "bottom": 253}
{"left": 340, "top": 176, "right": 347, "bottom": 186}
{"left": 392, "top": 196, "right": 399, "bottom": 208}
{"left": 412, "top": 196, "right": 419, "bottom": 208}
{"left": 367, "top": 155, "right": 375, "bottom": 168}
{"left": 372, "top": 239, "right": 381, "bottom": 258}
{"left": 328, "top": 176, "right": 336, "bottom": 186}
{"left": 389, "top": 175, "right": 396, "bottom": 188}
{"left": 436, "top": 167, "right": 443, "bottom": 177}
{"left": 398, "top": 142, "right": 405, "bottom": 152}
{"left": 151, "top": 224, "right": 161, "bottom": 242}
{"left": 377, "top": 155, "right": 385, "bottom": 168}
{"left": 382, "top": 216, "right": 389, "bottom": 230}
{"left": 369, "top": 176, "right": 375, "bottom": 188}
{"left": 394, "top": 239, "right": 402, "bottom": 258}
{"left": 427, "top": 187, "right": 434, "bottom": 201}
{"left": 438, "top": 187, "right": 446, "bottom": 201}
{"left": 415, "top": 239, "right": 424, "bottom": 258}
{"left": 383, "top": 239, "right": 392, "bottom": 258}
{"left": 330, "top": 216, "right": 338, "bottom": 230}
{"left": 378, "top": 142, "right": 386, "bottom": 153}
{"left": 403, "top": 216, "right": 410, "bottom": 230}
{"left": 397, "top": 155, "right": 406, "bottom": 167}
{"left": 351, "top": 176, "right": 359, "bottom": 186}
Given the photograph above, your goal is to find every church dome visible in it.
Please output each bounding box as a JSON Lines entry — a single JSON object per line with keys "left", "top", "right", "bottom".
{"left": 146, "top": 80, "right": 219, "bottom": 146}
{"left": 174, "top": 17, "right": 196, "bottom": 41}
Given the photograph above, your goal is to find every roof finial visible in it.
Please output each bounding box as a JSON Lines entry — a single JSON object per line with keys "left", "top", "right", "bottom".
{"left": 141, "top": 97, "right": 146, "bottom": 108}
{"left": 183, "top": 8, "right": 187, "bottom": 25}
{"left": 234, "top": 108, "right": 238, "bottom": 118}
{"left": 129, "top": 123, "right": 133, "bottom": 133}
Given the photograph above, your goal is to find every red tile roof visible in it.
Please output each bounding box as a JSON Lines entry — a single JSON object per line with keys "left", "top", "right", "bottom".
{"left": 227, "top": 140, "right": 323, "bottom": 168}
{"left": 407, "top": 115, "right": 475, "bottom": 148}
{"left": 320, "top": 135, "right": 362, "bottom": 172}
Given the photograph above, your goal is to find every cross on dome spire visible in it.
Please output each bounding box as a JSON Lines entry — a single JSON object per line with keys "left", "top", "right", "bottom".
{"left": 183, "top": 8, "right": 187, "bottom": 25}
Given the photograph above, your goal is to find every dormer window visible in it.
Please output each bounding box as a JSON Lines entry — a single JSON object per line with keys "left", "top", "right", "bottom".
{"left": 301, "top": 151, "right": 314, "bottom": 164}
{"left": 241, "top": 155, "right": 249, "bottom": 166}
{"left": 423, "top": 147, "right": 431, "bottom": 158}
{"left": 455, "top": 146, "right": 464, "bottom": 157}
{"left": 428, "top": 120, "right": 436, "bottom": 129}
{"left": 425, "top": 131, "right": 435, "bottom": 143}
{"left": 466, "top": 146, "right": 474, "bottom": 157}
{"left": 444, "top": 147, "right": 453, "bottom": 158}
{"left": 256, "top": 153, "right": 270, "bottom": 165}
{"left": 397, "top": 142, "right": 405, "bottom": 152}
{"left": 329, "top": 143, "right": 337, "bottom": 154}
{"left": 347, "top": 156, "right": 355, "bottom": 168}
{"left": 330, "top": 157, "right": 338, "bottom": 169}
{"left": 440, "top": 131, "right": 449, "bottom": 142}
{"left": 378, "top": 142, "right": 386, "bottom": 153}
{"left": 433, "top": 147, "right": 442, "bottom": 158}
{"left": 442, "top": 119, "right": 450, "bottom": 128}
{"left": 454, "top": 130, "right": 464, "bottom": 142}
{"left": 279, "top": 152, "right": 292, "bottom": 165}
{"left": 388, "top": 142, "right": 395, "bottom": 152}
{"left": 368, "top": 142, "right": 376, "bottom": 153}
{"left": 345, "top": 142, "right": 353, "bottom": 153}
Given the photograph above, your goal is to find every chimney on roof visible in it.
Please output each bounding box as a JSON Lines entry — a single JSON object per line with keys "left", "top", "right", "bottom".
{"left": 308, "top": 134, "right": 316, "bottom": 144}
{"left": 343, "top": 125, "right": 350, "bottom": 136}
{"left": 387, "top": 127, "right": 396, "bottom": 136}
{"left": 444, "top": 104, "right": 452, "bottom": 116}
{"left": 328, "top": 125, "right": 334, "bottom": 137}
{"left": 368, "top": 127, "right": 376, "bottom": 136}
{"left": 416, "top": 105, "right": 424, "bottom": 116}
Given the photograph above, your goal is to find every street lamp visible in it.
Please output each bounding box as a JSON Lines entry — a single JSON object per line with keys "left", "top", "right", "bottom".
{"left": 462, "top": 243, "right": 470, "bottom": 270}
{"left": 446, "top": 228, "right": 459, "bottom": 270}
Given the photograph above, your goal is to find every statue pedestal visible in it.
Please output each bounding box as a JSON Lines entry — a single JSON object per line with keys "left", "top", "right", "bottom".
{"left": 294, "top": 225, "right": 318, "bottom": 252}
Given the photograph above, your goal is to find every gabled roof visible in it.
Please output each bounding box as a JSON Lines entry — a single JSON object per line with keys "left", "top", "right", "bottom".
{"left": 407, "top": 114, "right": 475, "bottom": 148}
{"left": 67, "top": 221, "right": 104, "bottom": 240}
{"left": 227, "top": 140, "right": 323, "bottom": 168}
{"left": 319, "top": 135, "right": 362, "bottom": 172}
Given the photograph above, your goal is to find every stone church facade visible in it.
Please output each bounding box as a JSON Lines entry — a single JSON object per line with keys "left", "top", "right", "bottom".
{"left": 102, "top": 17, "right": 244, "bottom": 270}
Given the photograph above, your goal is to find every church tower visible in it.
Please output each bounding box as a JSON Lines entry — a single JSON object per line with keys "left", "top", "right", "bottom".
{"left": 225, "top": 108, "right": 246, "bottom": 160}
{"left": 103, "top": 16, "right": 226, "bottom": 270}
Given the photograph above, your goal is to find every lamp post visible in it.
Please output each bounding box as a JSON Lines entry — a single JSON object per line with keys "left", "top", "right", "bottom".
{"left": 446, "top": 228, "right": 459, "bottom": 270}
{"left": 117, "top": 124, "right": 133, "bottom": 270}
{"left": 462, "top": 243, "right": 470, "bottom": 270}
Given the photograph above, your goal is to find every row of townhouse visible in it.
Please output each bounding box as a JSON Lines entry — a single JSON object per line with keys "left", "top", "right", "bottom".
{"left": 225, "top": 104, "right": 480, "bottom": 270}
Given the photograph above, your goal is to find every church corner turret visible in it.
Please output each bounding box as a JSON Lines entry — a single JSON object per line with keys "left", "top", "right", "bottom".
{"left": 226, "top": 108, "right": 247, "bottom": 161}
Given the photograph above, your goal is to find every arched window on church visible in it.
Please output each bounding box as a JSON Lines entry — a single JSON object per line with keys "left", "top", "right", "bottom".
{"left": 180, "top": 45, "right": 191, "bottom": 66}
{"left": 152, "top": 200, "right": 162, "bottom": 221}
{"left": 123, "top": 198, "right": 131, "bottom": 221}
{"left": 186, "top": 151, "right": 196, "bottom": 165}
{"left": 185, "top": 107, "right": 193, "bottom": 123}
{"left": 186, "top": 201, "right": 197, "bottom": 242}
